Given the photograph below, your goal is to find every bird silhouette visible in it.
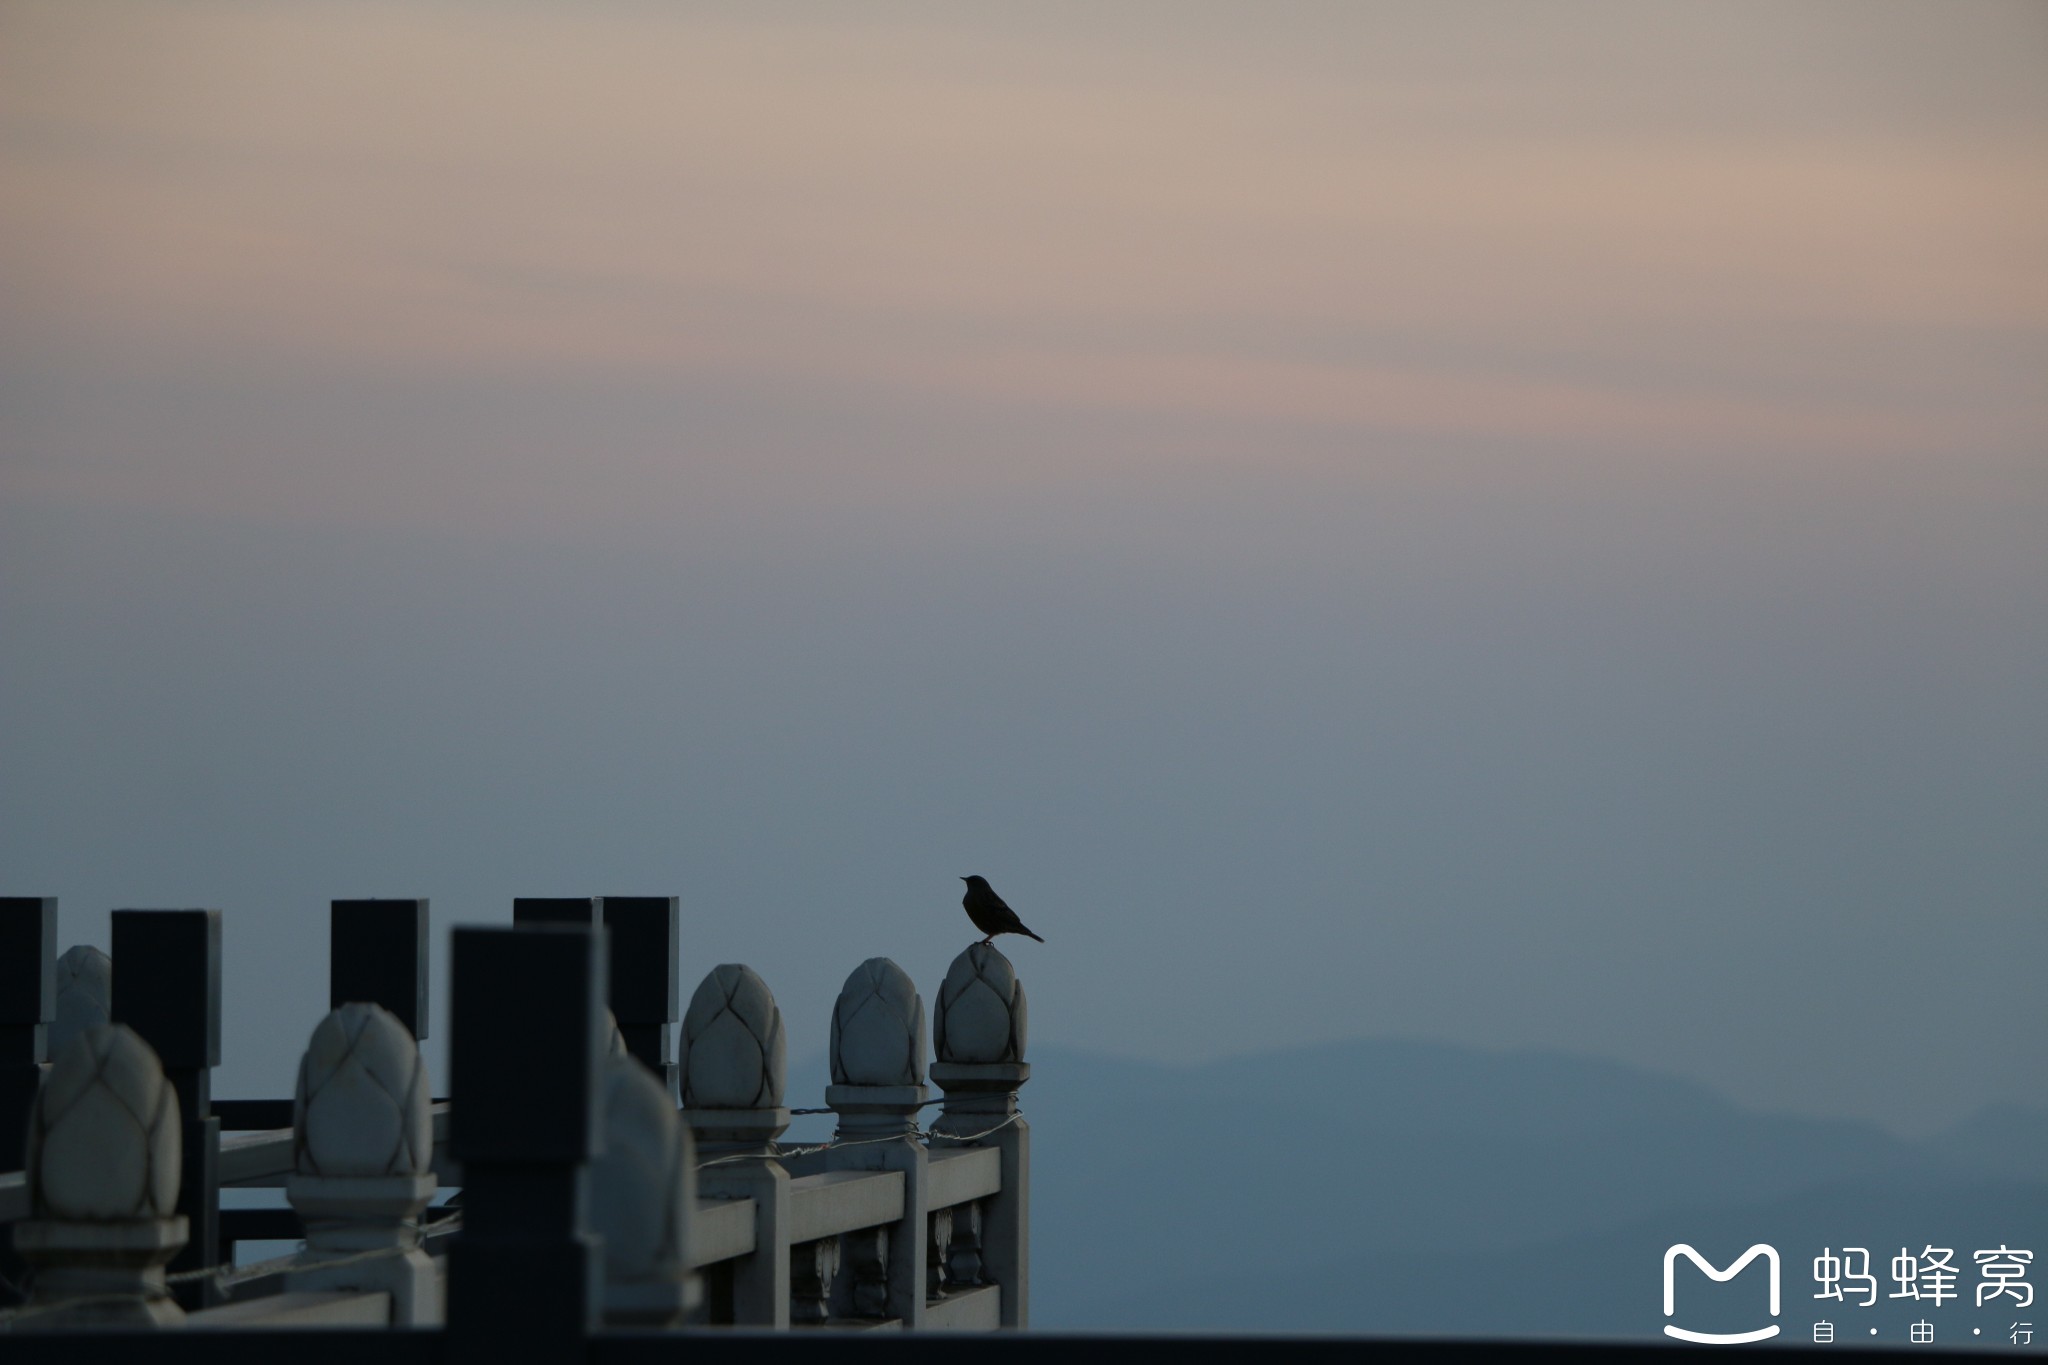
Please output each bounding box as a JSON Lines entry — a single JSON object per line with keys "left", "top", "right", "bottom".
{"left": 960, "top": 875, "right": 1044, "bottom": 946}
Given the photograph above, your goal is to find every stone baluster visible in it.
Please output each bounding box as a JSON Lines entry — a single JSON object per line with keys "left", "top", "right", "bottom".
{"left": 50, "top": 946, "right": 112, "bottom": 1059}
{"left": 283, "top": 1003, "right": 438, "bottom": 1324}
{"left": 0, "top": 899, "right": 55, "bottom": 1176}
{"left": 109, "top": 909, "right": 221, "bottom": 1310}
{"left": 679, "top": 963, "right": 790, "bottom": 1328}
{"left": 788, "top": 1235, "right": 839, "bottom": 1325}
{"left": 12, "top": 1024, "right": 187, "bottom": 1327}
{"left": 927, "top": 1205, "right": 953, "bottom": 1301}
{"left": 943, "top": 1199, "right": 984, "bottom": 1293}
{"left": 928, "top": 942, "right": 1031, "bottom": 1328}
{"left": 842, "top": 1223, "right": 889, "bottom": 1319}
{"left": 590, "top": 1046, "right": 695, "bottom": 1327}
{"left": 825, "top": 957, "right": 930, "bottom": 1325}
{"left": 445, "top": 923, "right": 608, "bottom": 1359}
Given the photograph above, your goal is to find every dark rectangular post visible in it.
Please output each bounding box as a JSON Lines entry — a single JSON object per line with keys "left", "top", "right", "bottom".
{"left": 331, "top": 898, "right": 430, "bottom": 1039}
{"left": 512, "top": 896, "right": 597, "bottom": 928}
{"left": 110, "top": 909, "right": 222, "bottom": 1308}
{"left": 598, "top": 896, "right": 679, "bottom": 1098}
{"left": 447, "top": 923, "right": 607, "bottom": 1358}
{"left": 0, "top": 898, "right": 56, "bottom": 1172}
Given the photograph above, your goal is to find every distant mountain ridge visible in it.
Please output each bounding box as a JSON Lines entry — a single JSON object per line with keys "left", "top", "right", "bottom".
{"left": 1001, "top": 1038, "right": 2045, "bottom": 1337}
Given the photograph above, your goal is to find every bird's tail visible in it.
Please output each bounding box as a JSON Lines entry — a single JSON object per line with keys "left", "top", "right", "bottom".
{"left": 1022, "top": 927, "right": 1046, "bottom": 943}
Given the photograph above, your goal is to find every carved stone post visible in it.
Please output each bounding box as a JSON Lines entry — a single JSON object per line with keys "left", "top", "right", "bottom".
{"left": 12, "top": 1024, "right": 187, "bottom": 1328}
{"left": 0, "top": 898, "right": 56, "bottom": 1174}
{"left": 50, "top": 946, "right": 112, "bottom": 1059}
{"left": 591, "top": 1052, "right": 695, "bottom": 1326}
{"left": 109, "top": 909, "right": 221, "bottom": 1310}
{"left": 826, "top": 957, "right": 929, "bottom": 1326}
{"left": 284, "top": 1003, "right": 438, "bottom": 1324}
{"left": 928, "top": 943, "right": 1031, "bottom": 1327}
{"left": 446, "top": 923, "right": 608, "bottom": 1359}
{"left": 680, "top": 963, "right": 789, "bottom": 1328}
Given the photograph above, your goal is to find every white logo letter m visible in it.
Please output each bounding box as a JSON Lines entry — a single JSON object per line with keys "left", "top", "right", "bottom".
{"left": 1663, "top": 1243, "right": 1781, "bottom": 1344}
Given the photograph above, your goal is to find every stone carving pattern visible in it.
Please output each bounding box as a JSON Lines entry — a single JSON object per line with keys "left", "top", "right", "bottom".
{"left": 926, "top": 1207, "right": 953, "bottom": 1300}
{"left": 789, "top": 1236, "right": 840, "bottom": 1325}
{"left": 934, "top": 944, "right": 1028, "bottom": 1065}
{"left": 830, "top": 957, "right": 926, "bottom": 1087}
{"left": 680, "top": 963, "right": 786, "bottom": 1109}
{"left": 30, "top": 1023, "right": 180, "bottom": 1220}
{"left": 944, "top": 1200, "right": 985, "bottom": 1290}
{"left": 293, "top": 1002, "right": 431, "bottom": 1178}
{"left": 844, "top": 1224, "right": 890, "bottom": 1319}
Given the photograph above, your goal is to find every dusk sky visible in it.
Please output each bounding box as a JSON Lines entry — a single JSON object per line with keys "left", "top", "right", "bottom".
{"left": 2, "top": 0, "right": 2043, "bottom": 1137}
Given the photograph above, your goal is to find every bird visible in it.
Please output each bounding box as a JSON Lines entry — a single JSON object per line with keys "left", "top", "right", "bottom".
{"left": 960, "top": 875, "right": 1045, "bottom": 946}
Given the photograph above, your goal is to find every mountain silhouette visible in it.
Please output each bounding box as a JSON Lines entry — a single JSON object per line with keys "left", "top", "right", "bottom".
{"left": 1011, "top": 1039, "right": 2046, "bottom": 1337}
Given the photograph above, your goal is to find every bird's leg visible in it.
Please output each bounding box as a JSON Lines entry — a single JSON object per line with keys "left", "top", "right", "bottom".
{"left": 978, "top": 936, "right": 993, "bottom": 947}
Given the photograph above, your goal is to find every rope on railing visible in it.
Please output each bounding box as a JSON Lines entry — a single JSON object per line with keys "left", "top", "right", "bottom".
{"left": 0, "top": 1210, "right": 464, "bottom": 1326}
{"left": 695, "top": 1111, "right": 1026, "bottom": 1171}
{"left": 162, "top": 1209, "right": 465, "bottom": 1289}
{"left": 785, "top": 1096, "right": 959, "bottom": 1116}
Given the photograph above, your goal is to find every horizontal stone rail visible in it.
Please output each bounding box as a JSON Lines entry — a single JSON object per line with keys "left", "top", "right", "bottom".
{"left": 218, "top": 1104, "right": 453, "bottom": 1187}
{"left": 186, "top": 1290, "right": 393, "bottom": 1328}
{"left": 217, "top": 1129, "right": 295, "bottom": 1187}
{"left": 925, "top": 1146, "right": 1001, "bottom": 1211}
{"left": 787, "top": 1168, "right": 904, "bottom": 1245}
{"left": 0, "top": 1104, "right": 459, "bottom": 1216}
{"left": 685, "top": 1196, "right": 755, "bottom": 1268}
{"left": 921, "top": 1283, "right": 1003, "bottom": 1330}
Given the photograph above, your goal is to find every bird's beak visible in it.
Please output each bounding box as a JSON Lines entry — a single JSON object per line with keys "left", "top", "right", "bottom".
{"left": 959, "top": 876, "right": 968, "bottom": 882}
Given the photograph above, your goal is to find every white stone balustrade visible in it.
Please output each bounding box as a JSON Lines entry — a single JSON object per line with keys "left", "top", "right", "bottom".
{"left": 825, "top": 957, "right": 931, "bottom": 1325}
{"left": 680, "top": 964, "right": 791, "bottom": 1327}
{"left": 12, "top": 1024, "right": 187, "bottom": 1328}
{"left": 928, "top": 943, "right": 1032, "bottom": 1328}
{"left": 49, "top": 946, "right": 112, "bottom": 1059}
{"left": 1, "top": 917, "right": 1034, "bottom": 1336}
{"left": 591, "top": 1050, "right": 696, "bottom": 1326}
{"left": 284, "top": 1002, "right": 438, "bottom": 1325}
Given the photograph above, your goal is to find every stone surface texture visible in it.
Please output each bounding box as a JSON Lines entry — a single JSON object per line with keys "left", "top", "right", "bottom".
{"left": 29, "top": 1023, "right": 181, "bottom": 1221}
{"left": 831, "top": 957, "right": 927, "bottom": 1087}
{"left": 679, "top": 964, "right": 785, "bottom": 1110}
{"left": 293, "top": 1002, "right": 432, "bottom": 1178}
{"left": 934, "top": 944, "right": 1028, "bottom": 1065}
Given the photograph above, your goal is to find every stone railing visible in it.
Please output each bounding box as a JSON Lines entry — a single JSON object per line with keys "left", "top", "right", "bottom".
{"left": 0, "top": 897, "right": 1029, "bottom": 1337}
